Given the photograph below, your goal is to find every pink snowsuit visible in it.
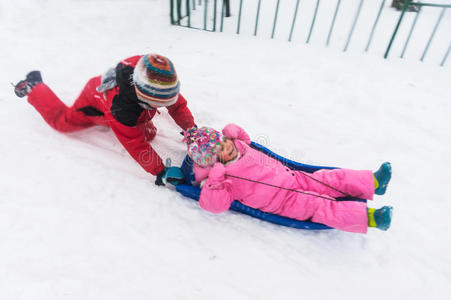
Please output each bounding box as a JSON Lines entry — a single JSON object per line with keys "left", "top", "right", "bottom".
{"left": 195, "top": 124, "right": 375, "bottom": 233}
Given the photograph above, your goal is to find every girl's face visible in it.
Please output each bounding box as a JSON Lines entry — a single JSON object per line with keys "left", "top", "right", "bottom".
{"left": 217, "top": 138, "right": 238, "bottom": 163}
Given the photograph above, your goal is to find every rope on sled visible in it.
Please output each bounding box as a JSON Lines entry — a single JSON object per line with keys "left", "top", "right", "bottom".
{"left": 225, "top": 174, "right": 341, "bottom": 201}
{"left": 297, "top": 171, "right": 350, "bottom": 197}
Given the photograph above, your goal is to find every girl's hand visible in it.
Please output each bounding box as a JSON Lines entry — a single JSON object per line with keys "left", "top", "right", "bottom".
{"left": 200, "top": 163, "right": 233, "bottom": 213}
{"left": 222, "top": 123, "right": 251, "bottom": 144}
{"left": 208, "top": 163, "right": 226, "bottom": 184}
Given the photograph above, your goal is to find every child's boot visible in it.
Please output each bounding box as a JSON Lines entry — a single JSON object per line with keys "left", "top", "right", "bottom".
{"left": 374, "top": 162, "right": 392, "bottom": 195}
{"left": 13, "top": 71, "right": 43, "bottom": 98}
{"left": 368, "top": 206, "right": 393, "bottom": 231}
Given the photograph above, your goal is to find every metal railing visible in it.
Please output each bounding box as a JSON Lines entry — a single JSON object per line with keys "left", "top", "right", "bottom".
{"left": 385, "top": 1, "right": 450, "bottom": 66}
{"left": 170, "top": 0, "right": 450, "bottom": 66}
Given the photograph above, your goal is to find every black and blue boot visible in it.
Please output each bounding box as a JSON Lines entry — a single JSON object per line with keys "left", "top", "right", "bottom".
{"left": 374, "top": 162, "right": 392, "bottom": 195}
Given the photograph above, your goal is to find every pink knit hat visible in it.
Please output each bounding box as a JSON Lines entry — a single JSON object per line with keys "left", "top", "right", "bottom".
{"left": 183, "top": 126, "right": 223, "bottom": 168}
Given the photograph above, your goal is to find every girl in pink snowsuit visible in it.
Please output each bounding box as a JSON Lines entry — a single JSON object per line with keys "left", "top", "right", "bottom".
{"left": 184, "top": 124, "right": 393, "bottom": 233}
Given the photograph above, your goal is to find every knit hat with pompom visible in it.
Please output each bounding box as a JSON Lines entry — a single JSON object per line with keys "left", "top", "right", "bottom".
{"left": 133, "top": 54, "right": 180, "bottom": 107}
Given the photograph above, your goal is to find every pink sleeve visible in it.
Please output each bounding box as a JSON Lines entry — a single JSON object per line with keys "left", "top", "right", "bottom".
{"left": 198, "top": 163, "right": 234, "bottom": 214}
{"left": 222, "top": 123, "right": 251, "bottom": 145}
{"left": 194, "top": 164, "right": 211, "bottom": 183}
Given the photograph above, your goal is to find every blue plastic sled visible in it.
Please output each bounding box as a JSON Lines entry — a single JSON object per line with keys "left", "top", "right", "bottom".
{"left": 175, "top": 141, "right": 366, "bottom": 230}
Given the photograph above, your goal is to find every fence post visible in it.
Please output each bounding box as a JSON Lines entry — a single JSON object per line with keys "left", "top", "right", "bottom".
{"left": 365, "top": 0, "right": 386, "bottom": 52}
{"left": 400, "top": 6, "right": 422, "bottom": 58}
{"left": 225, "top": 0, "right": 231, "bottom": 17}
{"left": 384, "top": 0, "right": 411, "bottom": 59}
{"left": 344, "top": 0, "right": 364, "bottom": 52}
{"left": 221, "top": 0, "right": 225, "bottom": 32}
{"left": 213, "top": 0, "right": 217, "bottom": 32}
{"left": 237, "top": 0, "right": 243, "bottom": 34}
{"left": 441, "top": 42, "right": 450, "bottom": 67}
{"left": 177, "top": 0, "right": 182, "bottom": 25}
{"left": 271, "top": 0, "right": 281, "bottom": 39}
{"left": 288, "top": 0, "right": 301, "bottom": 42}
{"left": 254, "top": 0, "right": 262, "bottom": 36}
{"left": 204, "top": 0, "right": 208, "bottom": 30}
{"left": 186, "top": 0, "right": 191, "bottom": 27}
{"left": 170, "top": 0, "right": 175, "bottom": 25}
{"left": 420, "top": 7, "right": 446, "bottom": 62}
{"left": 326, "top": 0, "right": 341, "bottom": 46}
{"left": 306, "top": 0, "right": 321, "bottom": 43}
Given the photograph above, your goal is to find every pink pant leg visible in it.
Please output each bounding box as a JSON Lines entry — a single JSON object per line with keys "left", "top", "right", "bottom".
{"left": 295, "top": 169, "right": 375, "bottom": 200}
{"left": 279, "top": 193, "right": 368, "bottom": 233}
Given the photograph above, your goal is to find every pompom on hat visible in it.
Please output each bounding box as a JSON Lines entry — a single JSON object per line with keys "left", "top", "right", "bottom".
{"left": 133, "top": 54, "right": 180, "bottom": 107}
{"left": 183, "top": 126, "right": 223, "bottom": 168}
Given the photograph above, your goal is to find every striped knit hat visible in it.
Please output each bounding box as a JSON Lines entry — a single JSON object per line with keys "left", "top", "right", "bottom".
{"left": 133, "top": 54, "right": 180, "bottom": 107}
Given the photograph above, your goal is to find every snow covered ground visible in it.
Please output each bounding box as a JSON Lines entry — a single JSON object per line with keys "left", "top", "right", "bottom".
{"left": 0, "top": 0, "right": 450, "bottom": 299}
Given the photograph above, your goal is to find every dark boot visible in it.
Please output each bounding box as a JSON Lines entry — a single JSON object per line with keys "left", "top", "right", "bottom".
{"left": 13, "top": 71, "right": 43, "bottom": 98}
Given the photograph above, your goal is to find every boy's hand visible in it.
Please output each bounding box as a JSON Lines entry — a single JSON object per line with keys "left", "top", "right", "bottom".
{"left": 155, "top": 158, "right": 185, "bottom": 186}
{"left": 155, "top": 169, "right": 166, "bottom": 186}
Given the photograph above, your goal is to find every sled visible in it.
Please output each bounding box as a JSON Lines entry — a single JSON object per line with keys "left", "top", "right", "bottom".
{"left": 175, "top": 141, "right": 366, "bottom": 230}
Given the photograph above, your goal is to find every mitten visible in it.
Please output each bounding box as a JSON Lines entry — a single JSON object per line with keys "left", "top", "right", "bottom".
{"left": 222, "top": 123, "right": 251, "bottom": 144}
{"left": 208, "top": 163, "right": 226, "bottom": 185}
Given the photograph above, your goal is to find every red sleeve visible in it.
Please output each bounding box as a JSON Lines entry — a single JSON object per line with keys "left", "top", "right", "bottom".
{"left": 107, "top": 114, "right": 165, "bottom": 175}
{"left": 166, "top": 93, "right": 195, "bottom": 130}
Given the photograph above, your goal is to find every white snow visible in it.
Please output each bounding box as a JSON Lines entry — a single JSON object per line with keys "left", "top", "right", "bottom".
{"left": 0, "top": 0, "right": 450, "bottom": 299}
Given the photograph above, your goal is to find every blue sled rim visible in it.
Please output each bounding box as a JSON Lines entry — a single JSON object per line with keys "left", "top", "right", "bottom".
{"left": 175, "top": 141, "right": 366, "bottom": 230}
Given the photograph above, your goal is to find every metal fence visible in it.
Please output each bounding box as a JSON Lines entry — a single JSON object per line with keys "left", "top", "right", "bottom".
{"left": 385, "top": 1, "right": 450, "bottom": 66}
{"left": 170, "top": 0, "right": 450, "bottom": 66}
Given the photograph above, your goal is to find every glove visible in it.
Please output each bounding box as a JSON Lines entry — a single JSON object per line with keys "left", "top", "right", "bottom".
{"left": 155, "top": 169, "right": 166, "bottom": 186}
{"left": 154, "top": 158, "right": 185, "bottom": 186}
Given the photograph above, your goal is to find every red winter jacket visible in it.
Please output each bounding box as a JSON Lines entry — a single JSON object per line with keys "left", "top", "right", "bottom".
{"left": 28, "top": 55, "right": 195, "bottom": 175}
{"left": 102, "top": 55, "right": 195, "bottom": 175}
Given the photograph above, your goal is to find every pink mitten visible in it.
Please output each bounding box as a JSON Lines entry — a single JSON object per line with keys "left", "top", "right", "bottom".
{"left": 222, "top": 123, "right": 251, "bottom": 144}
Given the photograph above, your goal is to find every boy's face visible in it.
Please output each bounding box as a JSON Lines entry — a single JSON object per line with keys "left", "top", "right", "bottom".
{"left": 217, "top": 138, "right": 238, "bottom": 163}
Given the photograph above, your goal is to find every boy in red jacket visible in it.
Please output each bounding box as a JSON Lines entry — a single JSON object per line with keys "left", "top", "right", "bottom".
{"left": 14, "top": 54, "right": 195, "bottom": 185}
